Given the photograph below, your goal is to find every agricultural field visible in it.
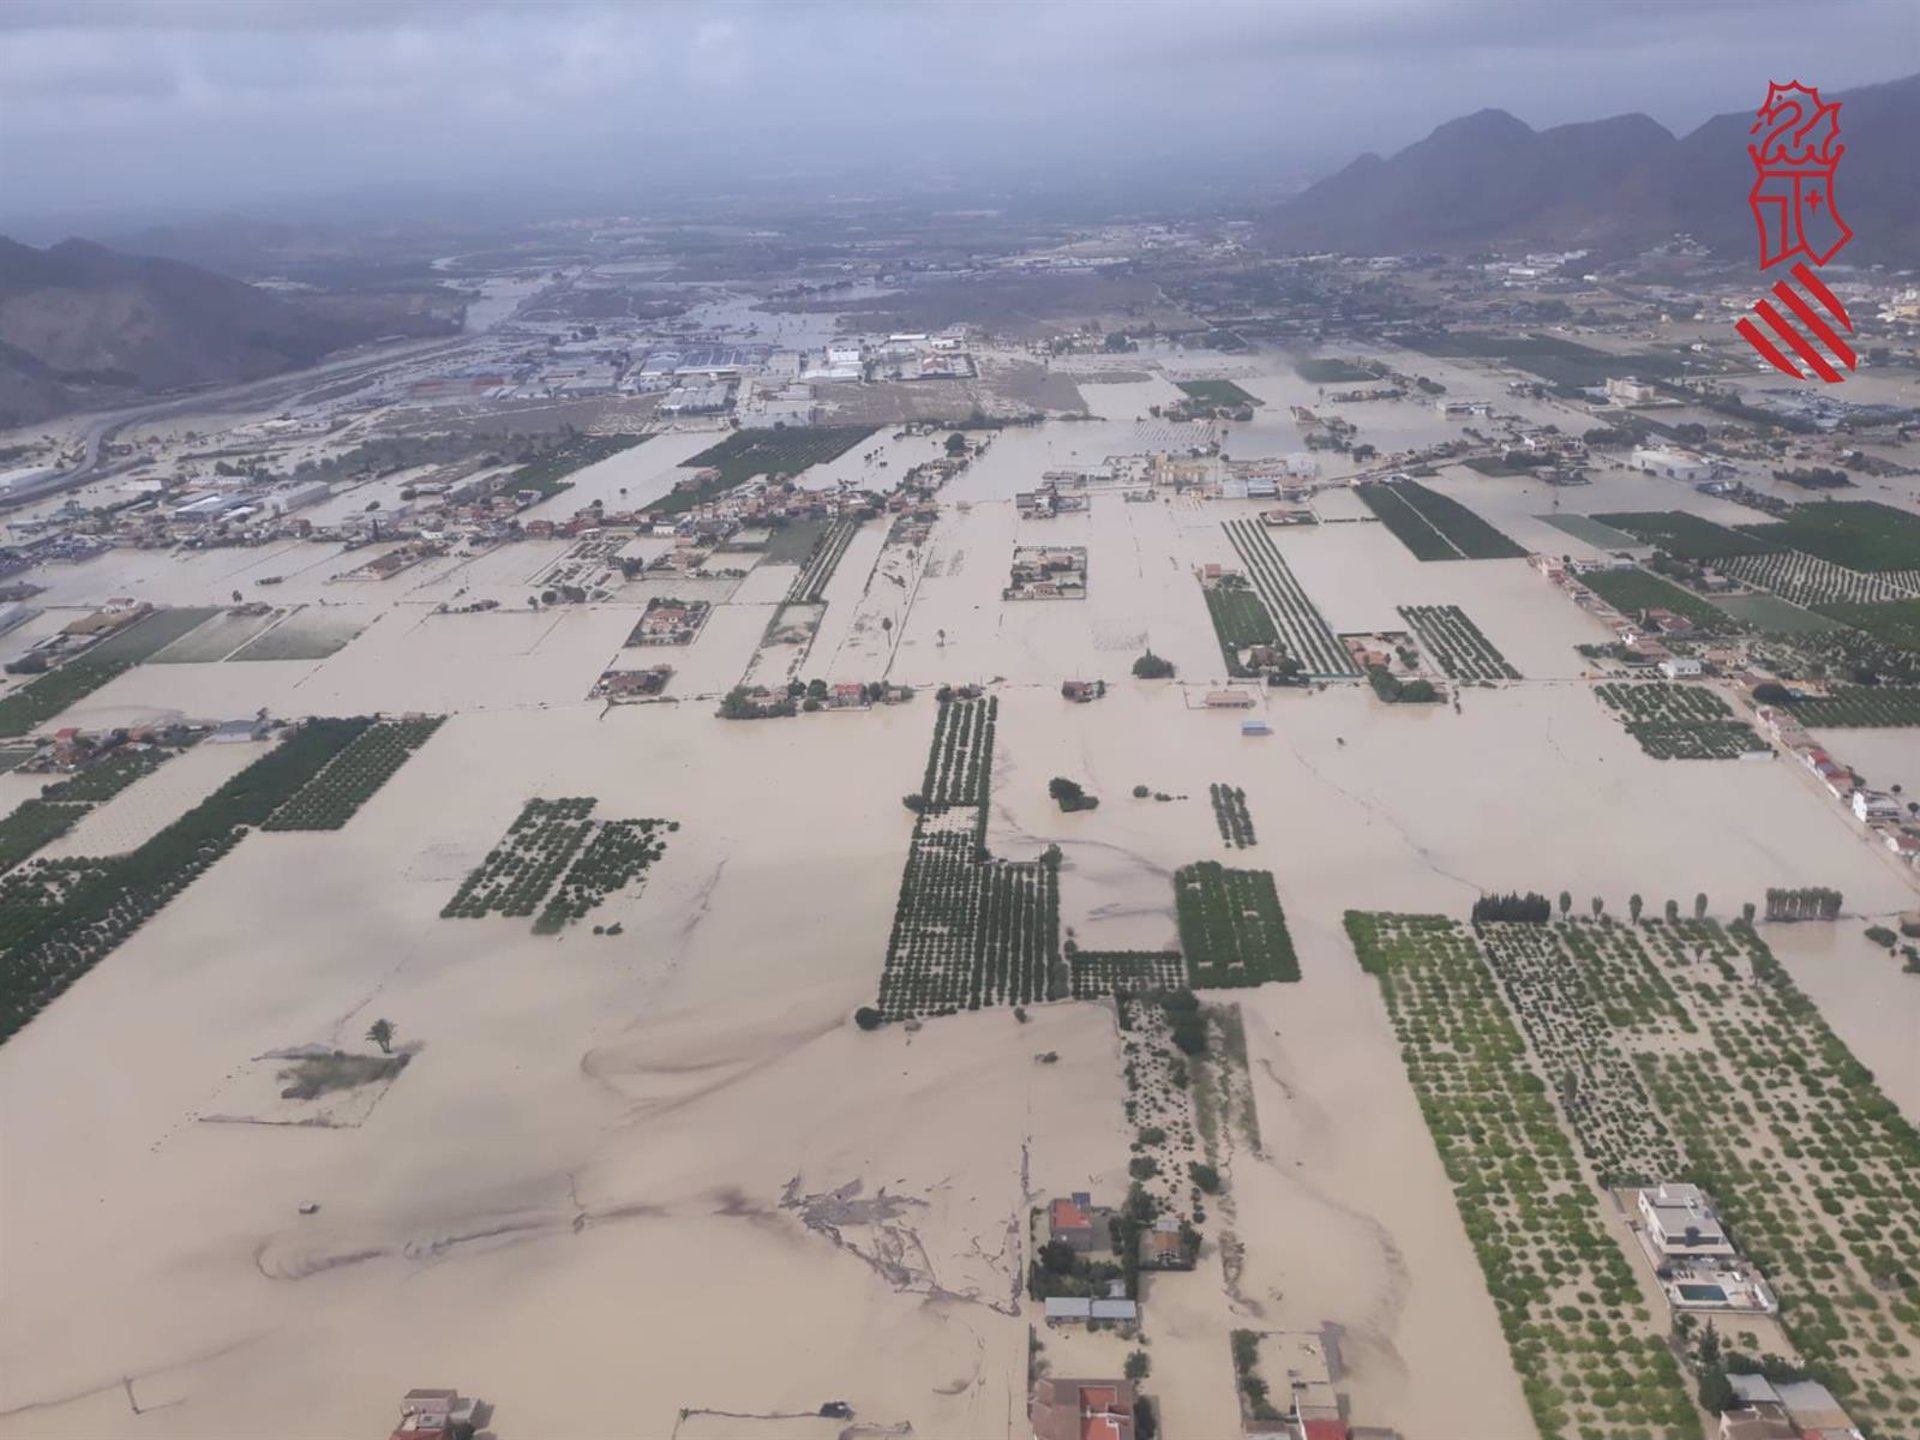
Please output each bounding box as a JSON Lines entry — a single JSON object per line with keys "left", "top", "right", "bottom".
{"left": 1068, "top": 949, "right": 1186, "bottom": 999}
{"left": 1175, "top": 378, "right": 1259, "bottom": 407}
{"left": 1781, "top": 686, "right": 1920, "bottom": 727}
{"left": 1577, "top": 568, "right": 1740, "bottom": 632}
{"left": 0, "top": 661, "right": 130, "bottom": 738}
{"left": 1475, "top": 917, "right": 1920, "bottom": 1434}
{"left": 1202, "top": 583, "right": 1278, "bottom": 675}
{"left": 0, "top": 747, "right": 184, "bottom": 872}
{"left": 1592, "top": 512, "right": 1776, "bottom": 560}
{"left": 83, "top": 607, "right": 223, "bottom": 663}
{"left": 1718, "top": 551, "right": 1918, "bottom": 608}
{"left": 1355, "top": 480, "right": 1526, "bottom": 561}
{"left": 37, "top": 747, "right": 172, "bottom": 804}
{"left": 505, "top": 433, "right": 649, "bottom": 500}
{"left": 879, "top": 697, "right": 1059, "bottom": 1017}
{"left": 1538, "top": 514, "right": 1645, "bottom": 550}
{"left": 1343, "top": 913, "right": 1697, "bottom": 1440}
{"left": 0, "top": 718, "right": 371, "bottom": 1044}
{"left": 264, "top": 717, "right": 445, "bottom": 831}
{"left": 1398, "top": 604, "right": 1521, "bottom": 681}
{"left": 1710, "top": 594, "right": 1842, "bottom": 635}
{"left": 1209, "top": 783, "right": 1255, "bottom": 848}
{"left": 678, "top": 425, "right": 876, "bottom": 492}
{"left": 1815, "top": 599, "right": 1920, "bottom": 655}
{"left": 440, "top": 797, "right": 598, "bottom": 920}
{"left": 786, "top": 517, "right": 862, "bottom": 604}
{"left": 1739, "top": 499, "right": 1920, "bottom": 572}
{"left": 1222, "top": 520, "right": 1356, "bottom": 676}
{"left": 1633, "top": 921, "right": 1920, "bottom": 1434}
{"left": 921, "top": 692, "right": 997, "bottom": 809}
{"left": 1294, "top": 357, "right": 1379, "bottom": 384}
{"left": 1595, "top": 683, "right": 1769, "bottom": 760}
{"left": 1475, "top": 922, "right": 1685, "bottom": 1187}
{"left": 0, "top": 801, "right": 83, "bottom": 874}
{"left": 1173, "top": 861, "right": 1298, "bottom": 987}
{"left": 1401, "top": 331, "right": 1693, "bottom": 389}
{"left": 1354, "top": 481, "right": 1453, "bottom": 561}
{"left": 533, "top": 817, "right": 673, "bottom": 934}
{"left": 228, "top": 609, "right": 365, "bottom": 661}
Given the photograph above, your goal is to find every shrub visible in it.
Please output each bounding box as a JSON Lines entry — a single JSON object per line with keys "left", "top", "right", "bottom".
{"left": 854, "top": 1006, "right": 885, "bottom": 1030}
{"left": 1189, "top": 1162, "right": 1222, "bottom": 1194}
{"left": 1864, "top": 925, "right": 1897, "bottom": 950}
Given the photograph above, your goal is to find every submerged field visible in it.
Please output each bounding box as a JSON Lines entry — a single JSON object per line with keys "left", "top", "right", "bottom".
{"left": 2, "top": 359, "right": 1918, "bottom": 1440}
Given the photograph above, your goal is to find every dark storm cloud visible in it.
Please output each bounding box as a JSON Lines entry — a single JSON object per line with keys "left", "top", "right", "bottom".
{"left": 0, "top": 0, "right": 1913, "bottom": 222}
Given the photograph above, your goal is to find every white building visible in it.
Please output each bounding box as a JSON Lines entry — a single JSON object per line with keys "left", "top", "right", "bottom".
{"left": 1606, "top": 376, "right": 1661, "bottom": 406}
{"left": 1852, "top": 790, "right": 1902, "bottom": 823}
{"left": 1631, "top": 447, "right": 1714, "bottom": 484}
{"left": 1658, "top": 657, "right": 1704, "bottom": 679}
{"left": 825, "top": 343, "right": 864, "bottom": 369}
{"left": 1638, "top": 1183, "right": 1737, "bottom": 1260}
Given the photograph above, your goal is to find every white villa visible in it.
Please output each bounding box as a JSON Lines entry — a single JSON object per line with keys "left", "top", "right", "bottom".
{"left": 1638, "top": 1182, "right": 1738, "bottom": 1260}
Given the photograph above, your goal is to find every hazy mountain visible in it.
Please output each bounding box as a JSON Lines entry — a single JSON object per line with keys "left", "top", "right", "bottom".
{"left": 1262, "top": 73, "right": 1920, "bottom": 263}
{"left": 0, "top": 236, "right": 461, "bottom": 430}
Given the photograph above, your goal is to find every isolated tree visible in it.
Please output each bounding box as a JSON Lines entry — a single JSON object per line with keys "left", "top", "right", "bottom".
{"left": 1590, "top": 895, "right": 1604, "bottom": 920}
{"left": 1741, "top": 901, "right": 1757, "bottom": 926}
{"left": 1558, "top": 890, "right": 1572, "bottom": 920}
{"left": 1666, "top": 899, "right": 1681, "bottom": 924}
{"left": 365, "top": 1019, "right": 395, "bottom": 1055}
{"left": 937, "top": 628, "right": 946, "bottom": 648}
{"left": 1629, "top": 893, "right": 1644, "bottom": 925}
{"left": 231, "top": 590, "right": 243, "bottom": 604}
{"left": 1694, "top": 892, "right": 1709, "bottom": 921}
{"left": 945, "top": 433, "right": 968, "bottom": 456}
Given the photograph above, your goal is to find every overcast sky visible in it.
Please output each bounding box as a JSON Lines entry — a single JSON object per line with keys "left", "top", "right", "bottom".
{"left": 2, "top": 0, "right": 1915, "bottom": 230}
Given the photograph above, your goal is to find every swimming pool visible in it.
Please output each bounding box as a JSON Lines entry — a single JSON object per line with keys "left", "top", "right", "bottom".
{"left": 1678, "top": 1282, "right": 1728, "bottom": 1303}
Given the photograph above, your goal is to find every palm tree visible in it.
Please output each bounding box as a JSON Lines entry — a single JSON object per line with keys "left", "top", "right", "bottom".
{"left": 365, "top": 1018, "right": 396, "bottom": 1055}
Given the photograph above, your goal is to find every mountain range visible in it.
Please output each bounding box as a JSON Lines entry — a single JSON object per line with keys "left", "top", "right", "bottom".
{"left": 1261, "top": 72, "right": 1919, "bottom": 263}
{"left": 0, "top": 237, "right": 460, "bottom": 431}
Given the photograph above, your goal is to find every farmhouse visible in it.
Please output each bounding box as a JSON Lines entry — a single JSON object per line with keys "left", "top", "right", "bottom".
{"left": 1029, "top": 1378, "right": 1135, "bottom": 1440}
{"left": 1204, "top": 689, "right": 1255, "bottom": 709}
{"left": 208, "top": 717, "right": 271, "bottom": 744}
{"left": 1042, "top": 1296, "right": 1138, "bottom": 1325}
{"left": 1721, "top": 1375, "right": 1858, "bottom": 1440}
{"left": 1658, "top": 657, "right": 1704, "bottom": 680}
{"left": 1048, "top": 1193, "right": 1103, "bottom": 1252}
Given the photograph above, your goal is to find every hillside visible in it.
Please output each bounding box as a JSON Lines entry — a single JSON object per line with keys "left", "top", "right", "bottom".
{"left": 0, "top": 237, "right": 460, "bottom": 430}
{"left": 1261, "top": 72, "right": 1920, "bottom": 262}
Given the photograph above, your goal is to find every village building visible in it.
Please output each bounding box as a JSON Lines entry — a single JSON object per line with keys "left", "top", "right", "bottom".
{"left": 1852, "top": 790, "right": 1901, "bottom": 823}
{"left": 1630, "top": 446, "right": 1715, "bottom": 484}
{"left": 1042, "top": 1296, "right": 1139, "bottom": 1325}
{"left": 1029, "top": 1378, "right": 1135, "bottom": 1440}
{"left": 1048, "top": 1193, "right": 1103, "bottom": 1252}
